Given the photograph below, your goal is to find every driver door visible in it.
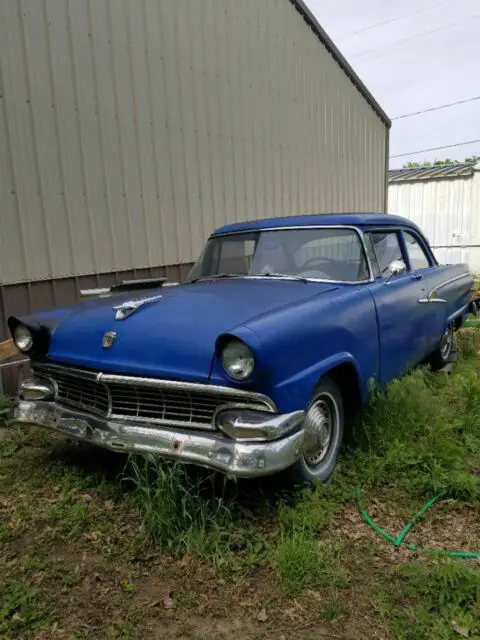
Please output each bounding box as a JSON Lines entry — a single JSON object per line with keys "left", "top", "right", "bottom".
{"left": 365, "top": 229, "right": 434, "bottom": 385}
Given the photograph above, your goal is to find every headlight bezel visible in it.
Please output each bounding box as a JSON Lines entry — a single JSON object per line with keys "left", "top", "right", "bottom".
{"left": 13, "top": 324, "right": 34, "bottom": 353}
{"left": 8, "top": 316, "right": 51, "bottom": 357}
{"left": 220, "top": 338, "right": 256, "bottom": 382}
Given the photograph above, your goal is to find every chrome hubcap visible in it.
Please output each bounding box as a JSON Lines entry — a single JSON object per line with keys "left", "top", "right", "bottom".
{"left": 440, "top": 326, "right": 453, "bottom": 359}
{"left": 303, "top": 397, "right": 334, "bottom": 467}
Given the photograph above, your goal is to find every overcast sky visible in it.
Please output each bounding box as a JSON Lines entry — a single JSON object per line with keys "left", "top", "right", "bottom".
{"left": 305, "top": 0, "right": 480, "bottom": 168}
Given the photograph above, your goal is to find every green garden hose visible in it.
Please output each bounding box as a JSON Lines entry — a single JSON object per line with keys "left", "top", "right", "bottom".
{"left": 355, "top": 487, "right": 480, "bottom": 559}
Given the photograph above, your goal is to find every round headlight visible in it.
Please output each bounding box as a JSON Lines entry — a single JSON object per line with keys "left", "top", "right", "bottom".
{"left": 221, "top": 339, "right": 255, "bottom": 381}
{"left": 13, "top": 325, "right": 33, "bottom": 352}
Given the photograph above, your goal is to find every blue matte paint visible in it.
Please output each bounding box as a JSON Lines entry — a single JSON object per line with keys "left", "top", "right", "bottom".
{"left": 46, "top": 279, "right": 337, "bottom": 382}
{"left": 14, "top": 213, "right": 473, "bottom": 416}
{"left": 213, "top": 213, "right": 424, "bottom": 236}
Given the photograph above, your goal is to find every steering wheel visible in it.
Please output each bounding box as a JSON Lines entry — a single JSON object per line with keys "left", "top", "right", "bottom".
{"left": 300, "top": 256, "right": 338, "bottom": 270}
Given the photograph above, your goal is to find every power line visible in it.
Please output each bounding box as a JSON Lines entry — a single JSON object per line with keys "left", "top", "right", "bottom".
{"left": 340, "top": 0, "right": 453, "bottom": 39}
{"left": 351, "top": 13, "right": 480, "bottom": 59}
{"left": 390, "top": 139, "right": 480, "bottom": 159}
{"left": 392, "top": 96, "right": 480, "bottom": 120}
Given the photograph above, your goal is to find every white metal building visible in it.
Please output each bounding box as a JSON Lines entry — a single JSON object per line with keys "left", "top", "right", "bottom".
{"left": 389, "top": 162, "right": 480, "bottom": 272}
{"left": 0, "top": 0, "right": 389, "bottom": 338}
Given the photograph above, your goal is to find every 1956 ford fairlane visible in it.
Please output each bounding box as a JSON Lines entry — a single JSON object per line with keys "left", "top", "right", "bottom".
{"left": 8, "top": 214, "right": 474, "bottom": 483}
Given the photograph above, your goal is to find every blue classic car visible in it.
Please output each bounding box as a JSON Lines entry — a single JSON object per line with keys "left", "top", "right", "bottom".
{"left": 8, "top": 214, "right": 474, "bottom": 483}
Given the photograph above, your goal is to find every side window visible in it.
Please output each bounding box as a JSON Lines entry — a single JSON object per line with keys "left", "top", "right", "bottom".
{"left": 403, "top": 231, "right": 431, "bottom": 270}
{"left": 369, "top": 232, "right": 405, "bottom": 277}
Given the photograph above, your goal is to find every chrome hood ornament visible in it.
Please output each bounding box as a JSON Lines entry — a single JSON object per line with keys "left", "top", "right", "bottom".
{"left": 113, "top": 294, "right": 163, "bottom": 321}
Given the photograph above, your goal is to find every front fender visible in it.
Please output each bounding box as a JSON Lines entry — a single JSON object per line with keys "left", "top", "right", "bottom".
{"left": 275, "top": 351, "right": 364, "bottom": 408}
{"left": 210, "top": 286, "right": 379, "bottom": 414}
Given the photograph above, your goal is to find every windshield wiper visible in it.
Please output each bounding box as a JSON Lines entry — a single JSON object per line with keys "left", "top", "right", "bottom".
{"left": 188, "top": 273, "right": 243, "bottom": 284}
{"left": 255, "top": 272, "right": 309, "bottom": 283}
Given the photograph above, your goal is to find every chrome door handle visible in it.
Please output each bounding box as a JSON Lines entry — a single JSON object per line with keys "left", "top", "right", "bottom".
{"left": 418, "top": 295, "right": 447, "bottom": 304}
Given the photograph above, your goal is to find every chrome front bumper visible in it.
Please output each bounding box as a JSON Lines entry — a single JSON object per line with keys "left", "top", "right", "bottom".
{"left": 8, "top": 400, "right": 306, "bottom": 478}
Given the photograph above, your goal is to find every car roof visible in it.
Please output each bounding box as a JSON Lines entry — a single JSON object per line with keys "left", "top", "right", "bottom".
{"left": 213, "top": 213, "right": 422, "bottom": 235}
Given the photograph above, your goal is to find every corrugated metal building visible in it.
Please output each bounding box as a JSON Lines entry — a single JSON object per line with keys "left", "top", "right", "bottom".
{"left": 389, "top": 162, "right": 480, "bottom": 272}
{"left": 0, "top": 0, "right": 390, "bottom": 339}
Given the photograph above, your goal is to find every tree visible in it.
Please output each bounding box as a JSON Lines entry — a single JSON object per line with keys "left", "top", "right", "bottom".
{"left": 402, "top": 155, "right": 480, "bottom": 169}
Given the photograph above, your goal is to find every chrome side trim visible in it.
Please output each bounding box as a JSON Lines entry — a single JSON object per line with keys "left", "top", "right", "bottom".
{"left": 242, "top": 275, "right": 370, "bottom": 285}
{"left": 431, "top": 272, "right": 472, "bottom": 291}
{"left": 80, "top": 288, "right": 112, "bottom": 297}
{"left": 417, "top": 272, "right": 471, "bottom": 304}
{"left": 208, "top": 225, "right": 375, "bottom": 284}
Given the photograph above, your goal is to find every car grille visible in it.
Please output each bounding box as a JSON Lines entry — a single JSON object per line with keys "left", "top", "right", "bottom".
{"left": 45, "top": 366, "right": 109, "bottom": 417}
{"left": 34, "top": 364, "right": 274, "bottom": 430}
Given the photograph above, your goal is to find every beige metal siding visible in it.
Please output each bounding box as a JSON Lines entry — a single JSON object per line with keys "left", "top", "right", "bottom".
{"left": 388, "top": 167, "right": 480, "bottom": 271}
{"left": 0, "top": 0, "right": 387, "bottom": 286}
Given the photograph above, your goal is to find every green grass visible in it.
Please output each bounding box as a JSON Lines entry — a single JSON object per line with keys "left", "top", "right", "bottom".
{"left": 372, "top": 558, "right": 480, "bottom": 640}
{"left": 125, "top": 335, "right": 480, "bottom": 569}
{"left": 0, "top": 395, "right": 11, "bottom": 411}
{"left": 275, "top": 533, "right": 348, "bottom": 596}
{"left": 122, "top": 330, "right": 480, "bottom": 637}
{"left": 127, "top": 456, "right": 235, "bottom": 560}
{"left": 1, "top": 327, "right": 480, "bottom": 638}
{"left": 0, "top": 582, "right": 52, "bottom": 637}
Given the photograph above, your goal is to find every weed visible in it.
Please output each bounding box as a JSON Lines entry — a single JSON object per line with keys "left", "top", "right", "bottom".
{"left": 0, "top": 522, "right": 13, "bottom": 542}
{"left": 0, "top": 582, "right": 51, "bottom": 636}
{"left": 457, "top": 327, "right": 479, "bottom": 357}
{"left": 46, "top": 499, "right": 91, "bottom": 534}
{"left": 372, "top": 559, "right": 480, "bottom": 639}
{"left": 1, "top": 326, "right": 479, "bottom": 637}
{"left": 175, "top": 622, "right": 195, "bottom": 637}
{"left": 21, "top": 554, "right": 47, "bottom": 573}
{"left": 0, "top": 395, "right": 11, "bottom": 412}
{"left": 277, "top": 477, "right": 353, "bottom": 537}
{"left": 119, "top": 579, "right": 136, "bottom": 593}
{"left": 275, "top": 533, "right": 348, "bottom": 596}
{"left": 351, "top": 366, "right": 480, "bottom": 499}
{"left": 126, "top": 456, "right": 239, "bottom": 564}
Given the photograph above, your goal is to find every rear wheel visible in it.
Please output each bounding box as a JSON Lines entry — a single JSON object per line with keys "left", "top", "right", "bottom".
{"left": 286, "top": 378, "right": 344, "bottom": 485}
{"left": 428, "top": 324, "right": 453, "bottom": 370}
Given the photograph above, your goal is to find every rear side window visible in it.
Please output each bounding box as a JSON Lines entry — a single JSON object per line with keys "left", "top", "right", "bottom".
{"left": 403, "top": 231, "right": 431, "bottom": 270}
{"left": 367, "top": 232, "right": 405, "bottom": 277}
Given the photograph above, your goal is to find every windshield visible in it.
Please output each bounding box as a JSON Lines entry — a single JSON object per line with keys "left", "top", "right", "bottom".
{"left": 187, "top": 227, "right": 370, "bottom": 283}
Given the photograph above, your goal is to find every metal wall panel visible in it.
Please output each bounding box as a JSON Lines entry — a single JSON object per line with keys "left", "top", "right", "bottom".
{"left": 388, "top": 168, "right": 480, "bottom": 272}
{"left": 0, "top": 0, "right": 387, "bottom": 287}
{"left": 0, "top": 262, "right": 193, "bottom": 341}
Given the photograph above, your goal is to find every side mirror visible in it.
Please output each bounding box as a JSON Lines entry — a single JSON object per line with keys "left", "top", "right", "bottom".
{"left": 385, "top": 260, "right": 406, "bottom": 283}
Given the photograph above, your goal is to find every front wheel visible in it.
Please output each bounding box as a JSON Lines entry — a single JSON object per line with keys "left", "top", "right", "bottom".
{"left": 285, "top": 378, "right": 344, "bottom": 485}
{"left": 428, "top": 324, "right": 453, "bottom": 370}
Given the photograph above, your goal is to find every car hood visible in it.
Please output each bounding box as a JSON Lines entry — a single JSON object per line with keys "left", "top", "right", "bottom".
{"left": 45, "top": 279, "right": 337, "bottom": 381}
